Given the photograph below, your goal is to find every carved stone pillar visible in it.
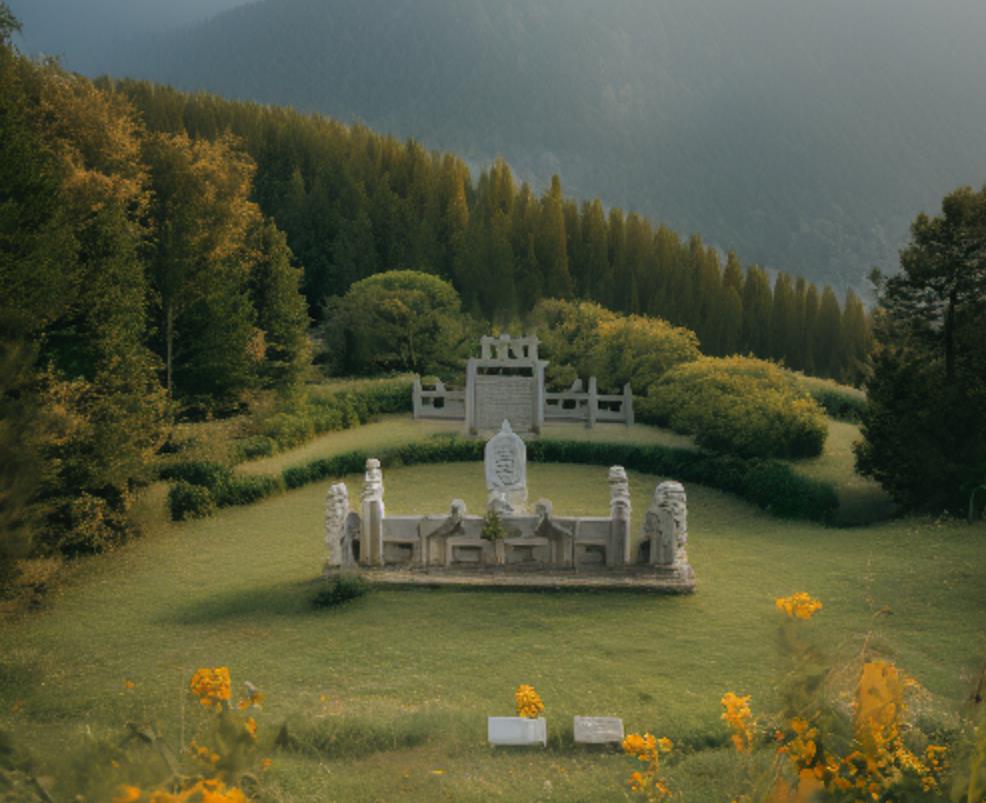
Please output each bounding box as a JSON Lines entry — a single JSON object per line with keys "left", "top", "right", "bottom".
{"left": 608, "top": 465, "right": 632, "bottom": 566}
{"left": 360, "top": 458, "right": 385, "bottom": 566}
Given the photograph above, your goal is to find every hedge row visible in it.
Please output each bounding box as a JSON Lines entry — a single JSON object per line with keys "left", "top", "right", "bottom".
{"left": 250, "top": 380, "right": 413, "bottom": 454}
{"left": 163, "top": 461, "right": 285, "bottom": 520}
{"left": 279, "top": 437, "right": 839, "bottom": 524}
{"left": 798, "top": 376, "right": 867, "bottom": 423}
{"left": 167, "top": 435, "right": 839, "bottom": 525}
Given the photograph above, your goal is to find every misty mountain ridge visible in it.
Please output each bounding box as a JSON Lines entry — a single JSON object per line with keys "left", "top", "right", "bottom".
{"left": 27, "top": 0, "right": 986, "bottom": 293}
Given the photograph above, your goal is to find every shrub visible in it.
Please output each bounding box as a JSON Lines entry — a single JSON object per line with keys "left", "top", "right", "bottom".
{"left": 312, "top": 573, "right": 370, "bottom": 609}
{"left": 169, "top": 481, "right": 216, "bottom": 521}
{"left": 163, "top": 459, "right": 281, "bottom": 519}
{"left": 258, "top": 410, "right": 315, "bottom": 450}
{"left": 237, "top": 435, "right": 275, "bottom": 460}
{"left": 220, "top": 474, "right": 283, "bottom": 506}
{"left": 591, "top": 314, "right": 701, "bottom": 392}
{"left": 797, "top": 375, "right": 866, "bottom": 422}
{"left": 642, "top": 356, "right": 828, "bottom": 458}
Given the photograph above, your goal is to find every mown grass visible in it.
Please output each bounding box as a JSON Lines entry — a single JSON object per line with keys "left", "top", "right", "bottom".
{"left": 0, "top": 419, "right": 982, "bottom": 801}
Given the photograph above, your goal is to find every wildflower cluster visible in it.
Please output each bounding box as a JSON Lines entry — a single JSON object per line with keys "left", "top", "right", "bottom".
{"left": 721, "top": 692, "right": 754, "bottom": 752}
{"left": 112, "top": 778, "right": 246, "bottom": 802}
{"left": 189, "top": 667, "right": 232, "bottom": 712}
{"left": 774, "top": 592, "right": 823, "bottom": 621}
{"left": 622, "top": 732, "right": 674, "bottom": 801}
{"left": 514, "top": 684, "right": 544, "bottom": 719}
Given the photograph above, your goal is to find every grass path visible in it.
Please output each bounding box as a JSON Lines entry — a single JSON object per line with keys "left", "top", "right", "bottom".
{"left": 0, "top": 420, "right": 981, "bottom": 800}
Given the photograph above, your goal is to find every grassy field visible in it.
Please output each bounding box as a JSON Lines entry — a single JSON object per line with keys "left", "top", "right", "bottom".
{"left": 0, "top": 419, "right": 981, "bottom": 801}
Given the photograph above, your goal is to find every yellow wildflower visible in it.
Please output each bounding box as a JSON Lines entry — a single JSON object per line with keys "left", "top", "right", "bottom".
{"left": 775, "top": 592, "right": 823, "bottom": 620}
{"left": 189, "top": 667, "right": 231, "bottom": 711}
{"left": 245, "top": 715, "right": 257, "bottom": 738}
{"left": 124, "top": 680, "right": 136, "bottom": 690}
{"left": 514, "top": 684, "right": 545, "bottom": 719}
{"left": 112, "top": 786, "right": 142, "bottom": 803}
{"left": 720, "top": 692, "right": 754, "bottom": 752}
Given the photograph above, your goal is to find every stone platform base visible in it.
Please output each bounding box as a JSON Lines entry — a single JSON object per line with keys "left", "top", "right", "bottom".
{"left": 329, "top": 565, "right": 695, "bottom": 594}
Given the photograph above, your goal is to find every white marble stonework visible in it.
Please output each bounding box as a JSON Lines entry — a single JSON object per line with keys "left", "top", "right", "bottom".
{"left": 484, "top": 419, "right": 528, "bottom": 512}
{"left": 573, "top": 716, "right": 625, "bottom": 744}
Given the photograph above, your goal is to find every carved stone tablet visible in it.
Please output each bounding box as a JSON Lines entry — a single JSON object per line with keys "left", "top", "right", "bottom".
{"left": 573, "top": 716, "right": 625, "bottom": 744}
{"left": 485, "top": 420, "right": 527, "bottom": 494}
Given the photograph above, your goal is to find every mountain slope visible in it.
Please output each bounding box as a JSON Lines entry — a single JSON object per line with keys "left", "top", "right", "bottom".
{"left": 95, "top": 0, "right": 986, "bottom": 290}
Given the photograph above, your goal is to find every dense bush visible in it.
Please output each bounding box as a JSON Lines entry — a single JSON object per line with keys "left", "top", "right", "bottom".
{"left": 163, "top": 460, "right": 284, "bottom": 520}
{"left": 531, "top": 299, "right": 700, "bottom": 391}
{"left": 641, "top": 357, "right": 828, "bottom": 458}
{"left": 319, "top": 271, "right": 474, "bottom": 377}
{"left": 591, "top": 314, "right": 701, "bottom": 393}
{"left": 168, "top": 481, "right": 216, "bottom": 521}
{"left": 798, "top": 375, "right": 866, "bottom": 422}
{"left": 248, "top": 380, "right": 414, "bottom": 455}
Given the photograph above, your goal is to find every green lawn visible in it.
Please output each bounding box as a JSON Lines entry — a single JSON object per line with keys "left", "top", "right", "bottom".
{"left": 0, "top": 421, "right": 981, "bottom": 801}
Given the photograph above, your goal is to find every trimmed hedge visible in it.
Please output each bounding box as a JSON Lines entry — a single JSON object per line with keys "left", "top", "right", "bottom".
{"left": 163, "top": 460, "right": 285, "bottom": 520}
{"left": 279, "top": 437, "right": 838, "bottom": 524}
{"left": 251, "top": 380, "right": 414, "bottom": 454}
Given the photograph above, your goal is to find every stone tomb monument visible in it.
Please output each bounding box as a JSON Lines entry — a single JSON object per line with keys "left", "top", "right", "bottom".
{"left": 323, "top": 423, "right": 695, "bottom": 592}
{"left": 413, "top": 333, "right": 634, "bottom": 434}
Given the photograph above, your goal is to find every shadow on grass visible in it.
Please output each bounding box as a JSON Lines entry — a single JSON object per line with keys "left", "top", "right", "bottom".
{"left": 159, "top": 579, "right": 368, "bottom": 625}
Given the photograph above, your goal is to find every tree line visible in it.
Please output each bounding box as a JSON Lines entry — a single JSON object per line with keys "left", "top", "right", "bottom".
{"left": 106, "top": 78, "right": 872, "bottom": 385}
{"left": 0, "top": 15, "right": 310, "bottom": 574}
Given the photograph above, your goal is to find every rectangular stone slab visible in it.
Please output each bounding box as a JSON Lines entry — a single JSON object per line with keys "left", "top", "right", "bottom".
{"left": 488, "top": 716, "right": 547, "bottom": 747}
{"left": 573, "top": 716, "right": 625, "bottom": 744}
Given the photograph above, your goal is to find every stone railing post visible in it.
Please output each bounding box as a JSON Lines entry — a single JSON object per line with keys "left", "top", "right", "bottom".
{"left": 608, "top": 465, "right": 632, "bottom": 566}
{"left": 647, "top": 481, "right": 687, "bottom": 567}
{"left": 324, "top": 482, "right": 350, "bottom": 570}
{"left": 587, "top": 376, "right": 598, "bottom": 428}
{"left": 412, "top": 375, "right": 422, "bottom": 419}
{"left": 623, "top": 383, "right": 634, "bottom": 426}
{"left": 360, "top": 458, "right": 385, "bottom": 566}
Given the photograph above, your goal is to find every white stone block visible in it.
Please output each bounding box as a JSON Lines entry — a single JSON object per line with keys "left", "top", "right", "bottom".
{"left": 573, "top": 716, "right": 624, "bottom": 744}
{"left": 487, "top": 716, "right": 547, "bottom": 747}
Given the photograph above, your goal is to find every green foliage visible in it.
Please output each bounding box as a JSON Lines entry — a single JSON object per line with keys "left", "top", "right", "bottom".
{"left": 480, "top": 509, "right": 507, "bottom": 542}
{"left": 591, "top": 313, "right": 701, "bottom": 393}
{"left": 530, "top": 298, "right": 617, "bottom": 386}
{"left": 642, "top": 357, "right": 828, "bottom": 459}
{"left": 312, "top": 573, "right": 370, "bottom": 609}
{"left": 320, "top": 270, "right": 472, "bottom": 377}
{"left": 856, "top": 185, "right": 986, "bottom": 512}
{"left": 531, "top": 298, "right": 700, "bottom": 391}
{"left": 168, "top": 480, "right": 215, "bottom": 521}
{"left": 797, "top": 375, "right": 867, "bottom": 422}
{"left": 163, "top": 461, "right": 283, "bottom": 520}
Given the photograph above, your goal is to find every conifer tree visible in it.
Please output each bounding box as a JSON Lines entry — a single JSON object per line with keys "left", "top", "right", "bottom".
{"left": 741, "top": 265, "right": 773, "bottom": 357}
{"left": 840, "top": 288, "right": 871, "bottom": 386}
{"left": 537, "top": 175, "right": 574, "bottom": 299}
{"left": 578, "top": 199, "right": 609, "bottom": 301}
{"left": 815, "top": 286, "right": 844, "bottom": 379}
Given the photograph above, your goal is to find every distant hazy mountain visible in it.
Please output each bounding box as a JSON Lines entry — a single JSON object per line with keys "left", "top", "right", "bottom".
{"left": 8, "top": 0, "right": 249, "bottom": 74}
{"left": 51, "top": 0, "right": 986, "bottom": 290}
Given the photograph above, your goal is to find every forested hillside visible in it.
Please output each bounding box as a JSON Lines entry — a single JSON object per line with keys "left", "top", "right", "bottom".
{"left": 84, "top": 0, "right": 986, "bottom": 292}
{"left": 108, "top": 79, "right": 872, "bottom": 382}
